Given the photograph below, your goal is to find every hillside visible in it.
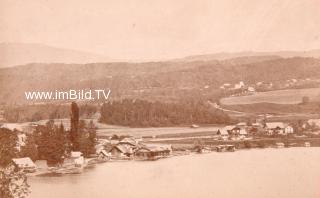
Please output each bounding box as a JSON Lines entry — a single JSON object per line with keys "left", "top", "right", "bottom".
{"left": 220, "top": 88, "right": 320, "bottom": 105}
{"left": 0, "top": 43, "right": 111, "bottom": 68}
{"left": 1, "top": 57, "right": 320, "bottom": 104}
{"left": 180, "top": 50, "right": 320, "bottom": 62}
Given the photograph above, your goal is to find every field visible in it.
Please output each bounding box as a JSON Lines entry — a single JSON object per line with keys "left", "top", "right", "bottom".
{"left": 220, "top": 88, "right": 320, "bottom": 105}
{"left": 2, "top": 118, "right": 222, "bottom": 138}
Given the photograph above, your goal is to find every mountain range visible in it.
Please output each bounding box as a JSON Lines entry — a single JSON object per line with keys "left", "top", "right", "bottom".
{"left": 0, "top": 43, "right": 111, "bottom": 68}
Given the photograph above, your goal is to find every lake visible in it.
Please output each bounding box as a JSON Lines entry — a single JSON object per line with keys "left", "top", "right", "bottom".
{"left": 29, "top": 147, "right": 320, "bottom": 198}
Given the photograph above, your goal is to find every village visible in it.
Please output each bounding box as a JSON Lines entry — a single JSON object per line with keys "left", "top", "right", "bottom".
{"left": 2, "top": 117, "right": 320, "bottom": 176}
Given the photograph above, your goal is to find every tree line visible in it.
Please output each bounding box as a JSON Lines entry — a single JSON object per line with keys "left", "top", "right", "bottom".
{"left": 100, "top": 99, "right": 231, "bottom": 127}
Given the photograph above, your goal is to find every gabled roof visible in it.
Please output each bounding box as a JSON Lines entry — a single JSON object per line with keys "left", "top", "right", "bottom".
{"left": 99, "top": 150, "right": 111, "bottom": 157}
{"left": 236, "top": 122, "right": 247, "bottom": 126}
{"left": 12, "top": 157, "right": 36, "bottom": 168}
{"left": 265, "top": 122, "right": 285, "bottom": 129}
{"left": 119, "top": 137, "right": 138, "bottom": 146}
{"left": 138, "top": 144, "right": 172, "bottom": 152}
{"left": 223, "top": 125, "right": 236, "bottom": 131}
{"left": 111, "top": 144, "right": 133, "bottom": 154}
{"left": 217, "top": 129, "right": 229, "bottom": 135}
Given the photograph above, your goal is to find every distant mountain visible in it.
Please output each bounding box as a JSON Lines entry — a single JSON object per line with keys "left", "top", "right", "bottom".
{"left": 179, "top": 50, "right": 320, "bottom": 62}
{"left": 1, "top": 56, "right": 320, "bottom": 104}
{"left": 0, "top": 43, "right": 112, "bottom": 67}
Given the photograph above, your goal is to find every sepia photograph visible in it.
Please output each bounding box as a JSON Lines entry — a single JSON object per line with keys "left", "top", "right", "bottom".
{"left": 1, "top": 0, "right": 320, "bottom": 197}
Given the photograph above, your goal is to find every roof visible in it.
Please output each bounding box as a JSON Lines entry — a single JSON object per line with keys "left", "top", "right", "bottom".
{"left": 252, "top": 123, "right": 262, "bottom": 127}
{"left": 218, "top": 129, "right": 229, "bottom": 135}
{"left": 12, "top": 157, "right": 36, "bottom": 168}
{"left": 99, "top": 150, "right": 111, "bottom": 157}
{"left": 236, "top": 122, "right": 247, "bottom": 126}
{"left": 119, "top": 137, "right": 138, "bottom": 146}
{"left": 223, "top": 125, "right": 236, "bottom": 131}
{"left": 111, "top": 144, "right": 133, "bottom": 154}
{"left": 1, "top": 123, "right": 24, "bottom": 132}
{"left": 138, "top": 144, "right": 172, "bottom": 152}
{"left": 71, "top": 151, "right": 83, "bottom": 158}
{"left": 265, "top": 122, "right": 285, "bottom": 129}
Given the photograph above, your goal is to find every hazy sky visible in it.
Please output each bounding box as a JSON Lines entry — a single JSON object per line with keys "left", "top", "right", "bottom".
{"left": 1, "top": 0, "right": 320, "bottom": 60}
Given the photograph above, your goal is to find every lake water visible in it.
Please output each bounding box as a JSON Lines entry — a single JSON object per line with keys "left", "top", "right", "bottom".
{"left": 29, "top": 148, "right": 320, "bottom": 198}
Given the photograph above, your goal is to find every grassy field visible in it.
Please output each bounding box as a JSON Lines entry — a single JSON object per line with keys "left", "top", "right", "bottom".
{"left": 3, "top": 118, "right": 222, "bottom": 138}
{"left": 220, "top": 88, "right": 320, "bottom": 105}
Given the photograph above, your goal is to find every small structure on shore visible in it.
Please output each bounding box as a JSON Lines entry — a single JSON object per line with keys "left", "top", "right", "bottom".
{"left": 63, "top": 151, "right": 86, "bottom": 168}
{"left": 134, "top": 144, "right": 172, "bottom": 160}
{"left": 98, "top": 150, "right": 111, "bottom": 161}
{"left": 109, "top": 144, "right": 134, "bottom": 159}
{"left": 11, "top": 157, "right": 37, "bottom": 173}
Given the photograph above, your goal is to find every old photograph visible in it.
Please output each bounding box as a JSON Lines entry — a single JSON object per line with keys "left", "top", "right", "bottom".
{"left": 1, "top": 0, "right": 320, "bottom": 198}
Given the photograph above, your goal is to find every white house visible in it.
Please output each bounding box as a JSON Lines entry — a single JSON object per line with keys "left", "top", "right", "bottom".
{"left": 265, "top": 122, "right": 293, "bottom": 135}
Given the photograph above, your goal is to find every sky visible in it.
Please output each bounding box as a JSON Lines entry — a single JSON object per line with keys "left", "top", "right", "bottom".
{"left": 1, "top": 0, "right": 320, "bottom": 60}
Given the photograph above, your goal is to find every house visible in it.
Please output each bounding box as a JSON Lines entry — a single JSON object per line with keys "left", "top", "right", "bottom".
{"left": 306, "top": 119, "right": 320, "bottom": 129}
{"left": 109, "top": 144, "right": 134, "bottom": 159}
{"left": 217, "top": 128, "right": 229, "bottom": 140}
{"left": 97, "top": 150, "right": 111, "bottom": 161}
{"left": 284, "top": 126, "right": 294, "bottom": 134}
{"left": 63, "top": 151, "right": 85, "bottom": 167}
{"left": 264, "top": 122, "right": 294, "bottom": 135}
{"left": 134, "top": 144, "right": 172, "bottom": 160}
{"left": 11, "top": 157, "right": 37, "bottom": 173}
{"left": 265, "top": 122, "right": 285, "bottom": 135}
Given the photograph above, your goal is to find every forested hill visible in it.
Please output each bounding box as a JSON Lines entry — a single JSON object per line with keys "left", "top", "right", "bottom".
{"left": 1, "top": 57, "right": 320, "bottom": 104}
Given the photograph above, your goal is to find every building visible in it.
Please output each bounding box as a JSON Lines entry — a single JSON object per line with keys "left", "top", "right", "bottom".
{"left": 134, "top": 144, "right": 172, "bottom": 160}
{"left": 97, "top": 150, "right": 111, "bottom": 161}
{"left": 11, "top": 157, "right": 37, "bottom": 173}
{"left": 264, "top": 122, "right": 294, "bottom": 135}
{"left": 63, "top": 151, "right": 86, "bottom": 168}
{"left": 109, "top": 144, "right": 134, "bottom": 159}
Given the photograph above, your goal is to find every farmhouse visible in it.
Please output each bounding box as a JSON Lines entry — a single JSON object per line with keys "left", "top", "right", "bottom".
{"left": 217, "top": 128, "right": 229, "bottom": 140}
{"left": 11, "top": 157, "right": 37, "bottom": 173}
{"left": 134, "top": 144, "right": 172, "bottom": 160}
{"left": 109, "top": 144, "right": 134, "bottom": 158}
{"left": 98, "top": 150, "right": 111, "bottom": 161}
{"left": 264, "top": 122, "right": 294, "bottom": 135}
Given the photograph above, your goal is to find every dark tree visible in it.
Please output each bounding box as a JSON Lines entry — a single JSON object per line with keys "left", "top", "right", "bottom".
{"left": 0, "top": 128, "right": 30, "bottom": 198}
{"left": 34, "top": 121, "right": 66, "bottom": 165}
{"left": 20, "top": 134, "right": 38, "bottom": 161}
{"left": 70, "top": 102, "right": 80, "bottom": 151}
{"left": 0, "top": 128, "right": 18, "bottom": 167}
{"left": 78, "top": 120, "right": 97, "bottom": 157}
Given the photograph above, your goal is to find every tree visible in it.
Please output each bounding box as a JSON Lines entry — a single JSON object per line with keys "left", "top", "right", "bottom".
{"left": 70, "top": 102, "right": 80, "bottom": 151}
{"left": 0, "top": 128, "right": 30, "bottom": 198}
{"left": 20, "top": 134, "right": 38, "bottom": 161}
{"left": 0, "top": 167, "right": 30, "bottom": 198}
{"left": 78, "top": 120, "right": 97, "bottom": 157}
{"left": 0, "top": 128, "right": 18, "bottom": 167}
{"left": 34, "top": 121, "right": 66, "bottom": 165}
